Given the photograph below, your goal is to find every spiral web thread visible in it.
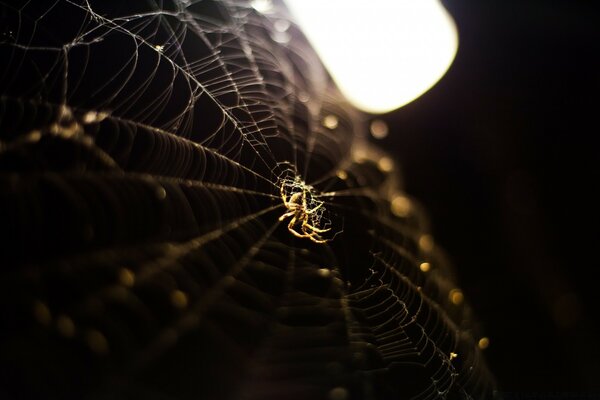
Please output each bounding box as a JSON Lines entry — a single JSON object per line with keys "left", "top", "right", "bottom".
{"left": 0, "top": 1, "right": 497, "bottom": 399}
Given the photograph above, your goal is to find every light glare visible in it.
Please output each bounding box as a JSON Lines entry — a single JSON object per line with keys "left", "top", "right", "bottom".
{"left": 286, "top": 0, "right": 459, "bottom": 113}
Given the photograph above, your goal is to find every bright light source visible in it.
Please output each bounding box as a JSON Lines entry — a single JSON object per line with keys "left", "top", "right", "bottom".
{"left": 285, "top": 0, "right": 459, "bottom": 114}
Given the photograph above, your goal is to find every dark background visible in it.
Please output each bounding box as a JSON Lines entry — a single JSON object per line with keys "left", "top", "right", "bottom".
{"left": 373, "top": 0, "right": 600, "bottom": 393}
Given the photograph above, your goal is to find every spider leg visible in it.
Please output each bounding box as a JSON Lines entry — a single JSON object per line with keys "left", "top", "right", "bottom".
{"left": 288, "top": 215, "right": 297, "bottom": 229}
{"left": 301, "top": 220, "right": 329, "bottom": 241}
{"left": 301, "top": 216, "right": 331, "bottom": 233}
{"left": 280, "top": 181, "right": 289, "bottom": 203}
{"left": 288, "top": 216, "right": 313, "bottom": 239}
{"left": 301, "top": 225, "right": 319, "bottom": 239}
{"left": 289, "top": 228, "right": 309, "bottom": 239}
{"left": 304, "top": 202, "right": 324, "bottom": 214}
{"left": 279, "top": 210, "right": 296, "bottom": 221}
{"left": 302, "top": 227, "right": 328, "bottom": 244}
{"left": 303, "top": 221, "right": 330, "bottom": 233}
{"left": 309, "top": 236, "right": 329, "bottom": 244}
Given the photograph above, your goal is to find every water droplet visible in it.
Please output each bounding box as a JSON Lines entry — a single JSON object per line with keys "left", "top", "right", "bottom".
{"left": 323, "top": 115, "right": 339, "bottom": 130}
{"left": 419, "top": 234, "right": 434, "bottom": 252}
{"left": 251, "top": 0, "right": 272, "bottom": 13}
{"left": 378, "top": 156, "right": 393, "bottom": 172}
{"left": 82, "top": 111, "right": 108, "bottom": 124}
{"left": 270, "top": 30, "right": 290, "bottom": 44}
{"left": 118, "top": 268, "right": 135, "bottom": 287}
{"left": 27, "top": 130, "right": 42, "bottom": 142}
{"left": 33, "top": 301, "right": 51, "bottom": 326}
{"left": 171, "top": 290, "right": 189, "bottom": 309}
{"left": 86, "top": 330, "right": 109, "bottom": 355}
{"left": 370, "top": 119, "right": 389, "bottom": 139}
{"left": 297, "top": 92, "right": 310, "bottom": 103}
{"left": 391, "top": 195, "right": 411, "bottom": 217}
{"left": 56, "top": 315, "right": 75, "bottom": 338}
{"left": 329, "top": 387, "right": 348, "bottom": 400}
{"left": 353, "top": 148, "right": 367, "bottom": 163}
{"left": 478, "top": 337, "right": 490, "bottom": 350}
{"left": 274, "top": 19, "right": 290, "bottom": 32}
{"left": 449, "top": 289, "right": 464, "bottom": 305}
{"left": 156, "top": 186, "right": 167, "bottom": 200}
{"left": 318, "top": 268, "right": 331, "bottom": 278}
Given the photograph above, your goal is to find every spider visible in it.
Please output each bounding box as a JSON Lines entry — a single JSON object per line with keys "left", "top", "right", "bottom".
{"left": 278, "top": 177, "right": 330, "bottom": 243}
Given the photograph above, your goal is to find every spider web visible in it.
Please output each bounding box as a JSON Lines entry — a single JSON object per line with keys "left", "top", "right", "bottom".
{"left": 0, "top": 1, "right": 497, "bottom": 399}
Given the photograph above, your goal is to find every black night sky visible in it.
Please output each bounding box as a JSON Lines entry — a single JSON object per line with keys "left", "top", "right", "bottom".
{"left": 377, "top": 0, "right": 599, "bottom": 392}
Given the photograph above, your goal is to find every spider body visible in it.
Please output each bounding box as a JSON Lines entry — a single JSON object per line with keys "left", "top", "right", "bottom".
{"left": 278, "top": 177, "right": 330, "bottom": 243}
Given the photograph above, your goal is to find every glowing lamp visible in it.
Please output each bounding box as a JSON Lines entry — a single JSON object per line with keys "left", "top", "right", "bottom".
{"left": 285, "top": 0, "right": 459, "bottom": 113}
